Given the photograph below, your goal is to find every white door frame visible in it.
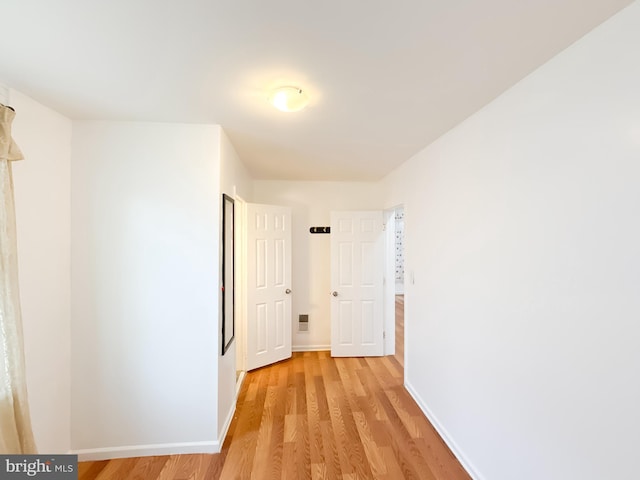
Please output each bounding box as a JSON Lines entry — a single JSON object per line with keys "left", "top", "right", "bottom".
{"left": 383, "top": 208, "right": 396, "bottom": 356}
{"left": 235, "top": 195, "right": 247, "bottom": 375}
{"left": 383, "top": 205, "right": 404, "bottom": 358}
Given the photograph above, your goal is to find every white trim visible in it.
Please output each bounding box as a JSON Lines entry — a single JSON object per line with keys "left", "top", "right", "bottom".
{"left": 292, "top": 344, "right": 330, "bottom": 352}
{"left": 236, "top": 370, "right": 246, "bottom": 397}
{"left": 218, "top": 403, "right": 236, "bottom": 450}
{"left": 383, "top": 208, "right": 397, "bottom": 356}
{"left": 234, "top": 195, "right": 248, "bottom": 373}
{"left": 216, "top": 368, "right": 247, "bottom": 452}
{"left": 404, "top": 381, "right": 484, "bottom": 480}
{"left": 72, "top": 440, "right": 219, "bottom": 461}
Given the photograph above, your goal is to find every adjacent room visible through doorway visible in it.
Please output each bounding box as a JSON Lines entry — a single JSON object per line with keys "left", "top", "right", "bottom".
{"left": 395, "top": 294, "right": 404, "bottom": 370}
{"left": 393, "top": 207, "right": 405, "bottom": 371}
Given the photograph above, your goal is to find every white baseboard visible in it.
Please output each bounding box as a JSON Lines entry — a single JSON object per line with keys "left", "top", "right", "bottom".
{"left": 216, "top": 370, "right": 247, "bottom": 450}
{"left": 76, "top": 370, "right": 248, "bottom": 462}
{"left": 404, "top": 381, "right": 485, "bottom": 480}
{"left": 72, "top": 440, "right": 219, "bottom": 461}
{"left": 292, "top": 344, "right": 330, "bottom": 352}
{"left": 218, "top": 404, "right": 236, "bottom": 451}
{"left": 235, "top": 370, "right": 246, "bottom": 397}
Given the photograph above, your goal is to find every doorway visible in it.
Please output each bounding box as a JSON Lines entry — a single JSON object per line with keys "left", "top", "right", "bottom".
{"left": 394, "top": 208, "right": 405, "bottom": 368}
{"left": 384, "top": 206, "right": 405, "bottom": 370}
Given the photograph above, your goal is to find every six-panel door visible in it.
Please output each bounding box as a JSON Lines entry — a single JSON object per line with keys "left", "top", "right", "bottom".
{"left": 330, "top": 211, "right": 384, "bottom": 357}
{"left": 247, "top": 203, "right": 292, "bottom": 370}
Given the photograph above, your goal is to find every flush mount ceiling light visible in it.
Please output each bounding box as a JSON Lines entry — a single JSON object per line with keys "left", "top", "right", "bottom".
{"left": 269, "top": 86, "right": 309, "bottom": 112}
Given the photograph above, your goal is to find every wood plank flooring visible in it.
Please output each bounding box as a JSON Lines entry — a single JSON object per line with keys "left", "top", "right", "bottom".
{"left": 79, "top": 328, "right": 469, "bottom": 479}
{"left": 395, "top": 295, "right": 404, "bottom": 369}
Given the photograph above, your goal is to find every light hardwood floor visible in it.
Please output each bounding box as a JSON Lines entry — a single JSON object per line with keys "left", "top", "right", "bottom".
{"left": 395, "top": 294, "right": 404, "bottom": 369}
{"left": 79, "top": 315, "right": 469, "bottom": 479}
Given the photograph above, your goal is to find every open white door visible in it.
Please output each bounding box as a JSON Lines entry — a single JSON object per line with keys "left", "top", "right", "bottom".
{"left": 247, "top": 203, "right": 292, "bottom": 370}
{"left": 330, "top": 211, "right": 384, "bottom": 357}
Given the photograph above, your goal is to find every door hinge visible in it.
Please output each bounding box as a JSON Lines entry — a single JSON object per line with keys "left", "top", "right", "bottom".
{"left": 383, "top": 331, "right": 386, "bottom": 339}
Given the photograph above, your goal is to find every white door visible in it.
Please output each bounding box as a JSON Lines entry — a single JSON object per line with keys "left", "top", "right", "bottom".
{"left": 247, "top": 203, "right": 292, "bottom": 370}
{"left": 330, "top": 211, "right": 384, "bottom": 357}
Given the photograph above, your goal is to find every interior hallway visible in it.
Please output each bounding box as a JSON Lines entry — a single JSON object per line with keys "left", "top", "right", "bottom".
{"left": 79, "top": 350, "right": 469, "bottom": 480}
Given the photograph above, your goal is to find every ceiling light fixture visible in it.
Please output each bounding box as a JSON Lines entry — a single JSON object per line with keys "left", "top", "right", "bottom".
{"left": 269, "top": 86, "right": 309, "bottom": 112}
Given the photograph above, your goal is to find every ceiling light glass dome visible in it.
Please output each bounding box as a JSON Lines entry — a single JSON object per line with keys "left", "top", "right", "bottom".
{"left": 269, "top": 86, "right": 309, "bottom": 112}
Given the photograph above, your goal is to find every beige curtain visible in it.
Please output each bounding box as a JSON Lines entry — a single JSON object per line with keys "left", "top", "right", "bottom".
{"left": 0, "top": 104, "right": 37, "bottom": 454}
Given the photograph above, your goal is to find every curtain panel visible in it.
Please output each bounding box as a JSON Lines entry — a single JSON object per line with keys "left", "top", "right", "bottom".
{"left": 0, "top": 103, "right": 37, "bottom": 454}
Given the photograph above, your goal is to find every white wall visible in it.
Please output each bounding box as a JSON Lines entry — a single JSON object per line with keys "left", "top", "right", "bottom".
{"left": 9, "top": 88, "right": 71, "bottom": 454}
{"left": 218, "top": 128, "right": 252, "bottom": 442}
{"left": 382, "top": 3, "right": 640, "bottom": 479}
{"left": 253, "top": 181, "right": 382, "bottom": 350}
{"left": 70, "top": 122, "right": 221, "bottom": 459}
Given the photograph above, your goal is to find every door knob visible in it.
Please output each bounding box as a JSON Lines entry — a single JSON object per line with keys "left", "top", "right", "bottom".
{"left": 332, "top": 291, "right": 338, "bottom": 297}
{"left": 285, "top": 288, "right": 292, "bottom": 294}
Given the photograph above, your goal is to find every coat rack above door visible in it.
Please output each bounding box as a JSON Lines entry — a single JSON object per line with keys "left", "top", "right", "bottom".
{"left": 309, "top": 226, "right": 331, "bottom": 234}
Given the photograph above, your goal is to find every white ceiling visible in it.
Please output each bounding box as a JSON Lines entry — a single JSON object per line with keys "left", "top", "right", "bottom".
{"left": 0, "top": 0, "right": 632, "bottom": 181}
